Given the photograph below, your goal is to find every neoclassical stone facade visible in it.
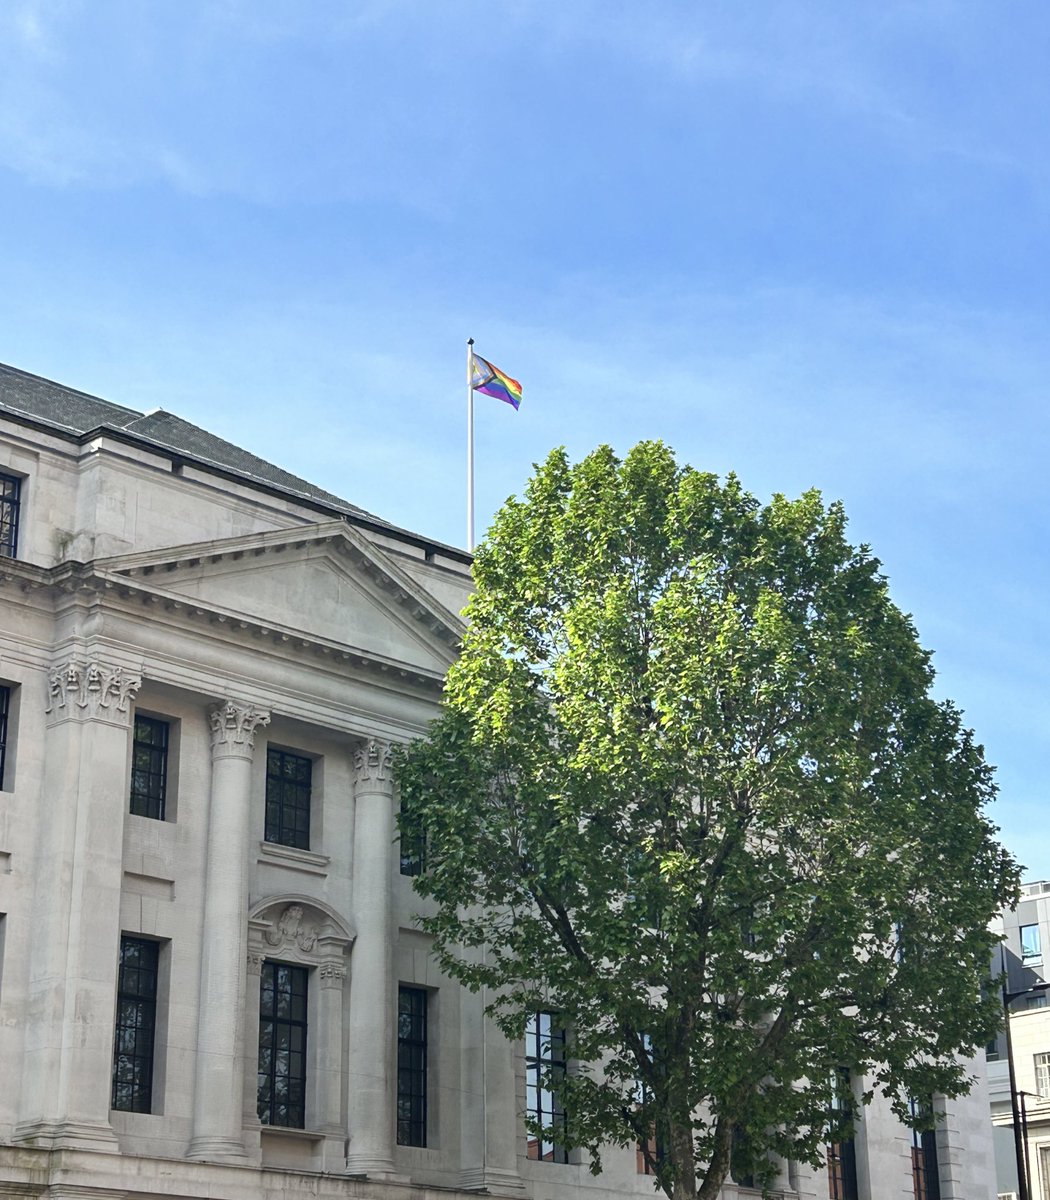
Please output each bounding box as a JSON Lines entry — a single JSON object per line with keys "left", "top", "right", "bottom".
{"left": 0, "top": 362, "right": 997, "bottom": 1200}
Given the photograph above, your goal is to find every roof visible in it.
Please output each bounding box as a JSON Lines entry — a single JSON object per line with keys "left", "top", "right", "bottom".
{"left": 0, "top": 361, "right": 469, "bottom": 560}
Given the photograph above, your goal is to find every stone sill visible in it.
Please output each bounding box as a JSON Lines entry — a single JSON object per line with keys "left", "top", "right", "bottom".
{"left": 260, "top": 1126, "right": 328, "bottom": 1143}
{"left": 258, "top": 842, "right": 330, "bottom": 875}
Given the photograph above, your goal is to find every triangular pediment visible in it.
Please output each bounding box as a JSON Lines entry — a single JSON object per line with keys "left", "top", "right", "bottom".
{"left": 93, "top": 522, "right": 466, "bottom": 674}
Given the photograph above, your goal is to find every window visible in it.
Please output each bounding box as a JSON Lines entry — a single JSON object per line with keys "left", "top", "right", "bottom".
{"left": 265, "top": 748, "right": 312, "bottom": 850}
{"left": 0, "top": 472, "right": 20, "bottom": 558}
{"left": 1028, "top": 994, "right": 1048, "bottom": 1010}
{"left": 1035, "top": 1052, "right": 1050, "bottom": 1098}
{"left": 634, "top": 1032, "right": 665, "bottom": 1176}
{"left": 257, "top": 962, "right": 308, "bottom": 1127}
{"left": 909, "top": 1097, "right": 941, "bottom": 1200}
{"left": 112, "top": 936, "right": 159, "bottom": 1113}
{"left": 525, "top": 1011, "right": 568, "bottom": 1163}
{"left": 730, "top": 1125, "right": 756, "bottom": 1189}
{"left": 397, "top": 986, "right": 428, "bottom": 1146}
{"left": 130, "top": 716, "right": 169, "bottom": 820}
{"left": 0, "top": 686, "right": 9, "bottom": 790}
{"left": 1021, "top": 924, "right": 1041, "bottom": 961}
{"left": 827, "top": 1069, "right": 858, "bottom": 1200}
{"left": 399, "top": 795, "right": 425, "bottom": 877}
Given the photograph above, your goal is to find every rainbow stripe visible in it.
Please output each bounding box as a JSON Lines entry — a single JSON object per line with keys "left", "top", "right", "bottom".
{"left": 471, "top": 353, "right": 522, "bottom": 410}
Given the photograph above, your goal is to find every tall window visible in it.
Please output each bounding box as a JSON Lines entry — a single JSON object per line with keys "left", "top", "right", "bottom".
{"left": 0, "top": 685, "right": 10, "bottom": 790}
{"left": 1035, "top": 1052, "right": 1050, "bottom": 1098}
{"left": 112, "top": 936, "right": 159, "bottom": 1113}
{"left": 257, "top": 962, "right": 308, "bottom": 1127}
{"left": 1021, "top": 924, "right": 1042, "bottom": 961}
{"left": 265, "top": 748, "right": 312, "bottom": 850}
{"left": 909, "top": 1097, "right": 941, "bottom": 1200}
{"left": 0, "top": 473, "right": 20, "bottom": 559}
{"left": 525, "top": 1011, "right": 568, "bottom": 1163}
{"left": 397, "top": 986, "right": 428, "bottom": 1146}
{"left": 130, "top": 716, "right": 169, "bottom": 820}
{"left": 826, "top": 1068, "right": 858, "bottom": 1200}
{"left": 399, "top": 795, "right": 425, "bottom": 877}
{"left": 634, "top": 1032, "right": 665, "bottom": 1176}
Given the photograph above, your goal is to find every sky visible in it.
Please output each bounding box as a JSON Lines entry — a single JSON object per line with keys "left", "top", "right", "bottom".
{"left": 0, "top": 1, "right": 1047, "bottom": 877}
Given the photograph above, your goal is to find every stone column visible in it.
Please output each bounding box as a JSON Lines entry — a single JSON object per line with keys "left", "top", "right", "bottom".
{"left": 187, "top": 700, "right": 270, "bottom": 1162}
{"left": 16, "top": 657, "right": 142, "bottom": 1151}
{"left": 346, "top": 737, "right": 397, "bottom": 1177}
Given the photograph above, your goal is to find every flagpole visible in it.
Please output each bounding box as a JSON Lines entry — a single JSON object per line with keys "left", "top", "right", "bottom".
{"left": 466, "top": 337, "right": 475, "bottom": 552}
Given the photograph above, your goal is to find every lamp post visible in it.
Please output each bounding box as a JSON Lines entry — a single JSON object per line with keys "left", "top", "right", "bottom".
{"left": 1001, "top": 952, "right": 1050, "bottom": 1200}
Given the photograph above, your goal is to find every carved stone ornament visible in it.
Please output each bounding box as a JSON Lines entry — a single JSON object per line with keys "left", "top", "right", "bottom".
{"left": 209, "top": 699, "right": 270, "bottom": 753}
{"left": 352, "top": 737, "right": 393, "bottom": 786}
{"left": 263, "top": 904, "right": 320, "bottom": 953}
{"left": 45, "top": 658, "right": 143, "bottom": 719}
{"left": 319, "top": 961, "right": 347, "bottom": 981}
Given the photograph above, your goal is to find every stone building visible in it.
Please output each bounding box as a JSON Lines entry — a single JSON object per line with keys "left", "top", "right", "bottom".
{"left": 0, "top": 361, "right": 997, "bottom": 1200}
{"left": 988, "top": 883, "right": 1050, "bottom": 1199}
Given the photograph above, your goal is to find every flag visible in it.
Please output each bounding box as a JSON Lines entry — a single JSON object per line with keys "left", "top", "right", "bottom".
{"left": 470, "top": 353, "right": 522, "bottom": 410}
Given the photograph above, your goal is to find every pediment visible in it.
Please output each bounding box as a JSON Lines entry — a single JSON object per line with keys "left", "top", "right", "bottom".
{"left": 93, "top": 522, "right": 465, "bottom": 675}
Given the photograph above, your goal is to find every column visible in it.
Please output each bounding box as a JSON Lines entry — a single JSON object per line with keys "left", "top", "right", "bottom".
{"left": 16, "top": 657, "right": 142, "bottom": 1151}
{"left": 187, "top": 699, "right": 270, "bottom": 1162}
{"left": 346, "top": 737, "right": 397, "bottom": 1177}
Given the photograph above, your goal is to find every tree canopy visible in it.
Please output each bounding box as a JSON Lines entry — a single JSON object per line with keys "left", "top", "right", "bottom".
{"left": 395, "top": 441, "right": 1017, "bottom": 1200}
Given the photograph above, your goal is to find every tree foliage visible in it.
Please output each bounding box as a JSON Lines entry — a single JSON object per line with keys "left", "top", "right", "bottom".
{"left": 395, "top": 442, "right": 1017, "bottom": 1200}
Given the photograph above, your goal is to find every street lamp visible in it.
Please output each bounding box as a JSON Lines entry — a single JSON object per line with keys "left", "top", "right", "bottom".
{"left": 1000, "top": 953, "right": 1050, "bottom": 1200}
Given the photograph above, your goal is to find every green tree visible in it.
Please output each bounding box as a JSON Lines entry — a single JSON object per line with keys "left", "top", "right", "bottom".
{"left": 396, "top": 441, "right": 1017, "bottom": 1200}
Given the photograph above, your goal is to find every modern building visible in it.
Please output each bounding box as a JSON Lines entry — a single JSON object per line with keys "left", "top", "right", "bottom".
{"left": 988, "top": 883, "right": 1050, "bottom": 1199}
{"left": 0, "top": 361, "right": 998, "bottom": 1200}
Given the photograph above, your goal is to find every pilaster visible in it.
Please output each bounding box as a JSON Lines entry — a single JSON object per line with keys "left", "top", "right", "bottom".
{"left": 187, "top": 700, "right": 270, "bottom": 1163}
{"left": 15, "top": 657, "right": 142, "bottom": 1152}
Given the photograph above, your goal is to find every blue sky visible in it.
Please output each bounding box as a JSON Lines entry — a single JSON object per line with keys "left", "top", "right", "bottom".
{"left": 1, "top": 1, "right": 1047, "bottom": 877}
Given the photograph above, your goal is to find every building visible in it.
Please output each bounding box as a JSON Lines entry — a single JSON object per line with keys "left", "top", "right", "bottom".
{"left": 0, "top": 361, "right": 998, "bottom": 1200}
{"left": 988, "top": 883, "right": 1050, "bottom": 1199}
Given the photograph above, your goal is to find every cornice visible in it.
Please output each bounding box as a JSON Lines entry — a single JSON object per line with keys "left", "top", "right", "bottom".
{"left": 0, "top": 554, "right": 451, "bottom": 694}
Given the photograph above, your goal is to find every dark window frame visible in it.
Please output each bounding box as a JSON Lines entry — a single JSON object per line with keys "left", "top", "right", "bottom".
{"left": 112, "top": 936, "right": 159, "bottom": 1113}
{"left": 399, "top": 795, "right": 426, "bottom": 877}
{"left": 0, "top": 472, "right": 20, "bottom": 559}
{"left": 909, "top": 1097, "right": 941, "bottom": 1200}
{"left": 130, "top": 715, "right": 169, "bottom": 820}
{"left": 525, "top": 1011, "right": 569, "bottom": 1164}
{"left": 0, "top": 685, "right": 10, "bottom": 790}
{"left": 827, "top": 1068, "right": 859, "bottom": 1200}
{"left": 257, "top": 960, "right": 308, "bottom": 1128}
{"left": 264, "top": 747, "right": 313, "bottom": 851}
{"left": 397, "top": 985, "right": 428, "bottom": 1147}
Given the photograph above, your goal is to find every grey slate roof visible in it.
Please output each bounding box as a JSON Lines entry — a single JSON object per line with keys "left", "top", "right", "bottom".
{"left": 0, "top": 360, "right": 399, "bottom": 532}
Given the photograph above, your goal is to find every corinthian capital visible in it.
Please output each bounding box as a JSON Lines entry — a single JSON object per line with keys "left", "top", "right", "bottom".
{"left": 45, "top": 657, "right": 143, "bottom": 723}
{"left": 209, "top": 700, "right": 271, "bottom": 758}
{"left": 352, "top": 737, "right": 394, "bottom": 788}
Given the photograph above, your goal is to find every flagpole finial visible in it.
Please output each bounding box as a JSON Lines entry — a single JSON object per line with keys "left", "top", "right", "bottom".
{"left": 467, "top": 337, "right": 474, "bottom": 347}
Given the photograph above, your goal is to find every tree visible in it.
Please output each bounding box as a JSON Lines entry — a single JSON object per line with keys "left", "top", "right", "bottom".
{"left": 395, "top": 441, "right": 1017, "bottom": 1200}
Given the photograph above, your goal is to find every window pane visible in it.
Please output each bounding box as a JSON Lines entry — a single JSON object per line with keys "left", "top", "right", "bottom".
{"left": 264, "top": 749, "right": 312, "bottom": 850}
{"left": 129, "top": 716, "right": 169, "bottom": 820}
{"left": 1022, "top": 924, "right": 1042, "bottom": 959}
{"left": 525, "top": 1011, "right": 568, "bottom": 1164}
{"left": 111, "top": 937, "right": 159, "bottom": 1113}
{"left": 396, "top": 986, "right": 428, "bottom": 1147}
{"left": 257, "top": 961, "right": 308, "bottom": 1127}
{"left": 0, "top": 472, "right": 20, "bottom": 559}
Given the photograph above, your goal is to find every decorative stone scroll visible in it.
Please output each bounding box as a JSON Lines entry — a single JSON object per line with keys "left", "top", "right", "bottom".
{"left": 352, "top": 737, "right": 394, "bottom": 787}
{"left": 208, "top": 699, "right": 270, "bottom": 755}
{"left": 45, "top": 658, "right": 142, "bottom": 720}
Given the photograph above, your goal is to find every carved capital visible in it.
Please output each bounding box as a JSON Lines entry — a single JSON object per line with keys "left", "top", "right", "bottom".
{"left": 209, "top": 700, "right": 270, "bottom": 758}
{"left": 45, "top": 658, "right": 142, "bottom": 723}
{"left": 319, "top": 961, "right": 348, "bottom": 988}
{"left": 352, "top": 737, "right": 394, "bottom": 788}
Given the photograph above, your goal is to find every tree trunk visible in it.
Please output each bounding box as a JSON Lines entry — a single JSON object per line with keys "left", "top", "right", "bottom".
{"left": 669, "top": 1116, "right": 698, "bottom": 1200}
{"left": 695, "top": 1115, "right": 733, "bottom": 1200}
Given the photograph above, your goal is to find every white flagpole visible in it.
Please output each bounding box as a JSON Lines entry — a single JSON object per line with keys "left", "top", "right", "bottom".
{"left": 466, "top": 337, "right": 475, "bottom": 552}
